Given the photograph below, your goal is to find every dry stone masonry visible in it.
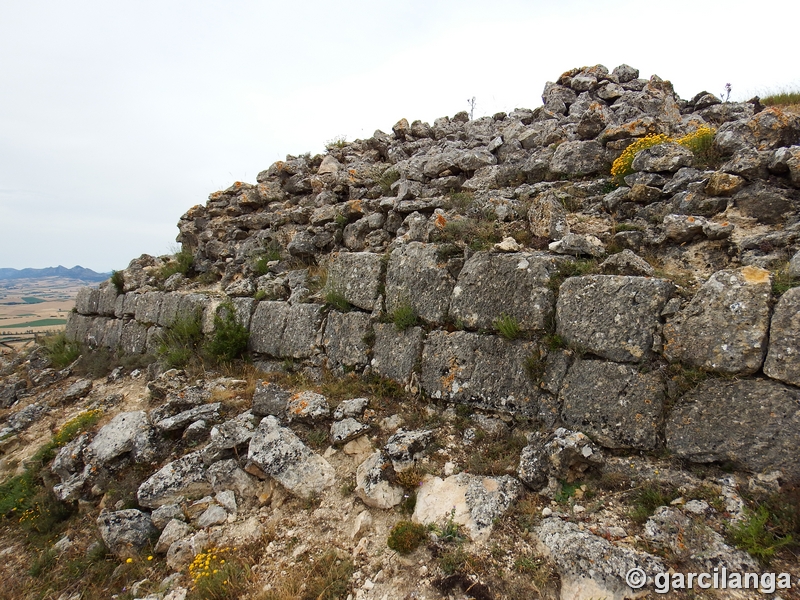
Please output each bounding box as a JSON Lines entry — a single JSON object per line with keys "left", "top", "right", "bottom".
{"left": 35, "top": 62, "right": 800, "bottom": 599}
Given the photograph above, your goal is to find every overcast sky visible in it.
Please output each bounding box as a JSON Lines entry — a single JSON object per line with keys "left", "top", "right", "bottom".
{"left": 0, "top": 0, "right": 796, "bottom": 272}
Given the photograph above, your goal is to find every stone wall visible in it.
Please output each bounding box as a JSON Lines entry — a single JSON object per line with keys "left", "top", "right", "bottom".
{"left": 66, "top": 249, "right": 800, "bottom": 482}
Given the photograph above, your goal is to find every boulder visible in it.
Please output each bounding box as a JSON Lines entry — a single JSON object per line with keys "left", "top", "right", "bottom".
{"left": 249, "top": 301, "right": 324, "bottom": 358}
{"left": 549, "top": 141, "right": 607, "bottom": 176}
{"left": 528, "top": 191, "right": 570, "bottom": 240}
{"left": 247, "top": 416, "right": 335, "bottom": 498}
{"left": 155, "top": 519, "right": 193, "bottom": 554}
{"left": 536, "top": 517, "right": 666, "bottom": 600}
{"left": 285, "top": 390, "right": 330, "bottom": 422}
{"left": 384, "top": 429, "right": 434, "bottom": 471}
{"left": 663, "top": 266, "right": 772, "bottom": 375}
{"left": 548, "top": 233, "right": 605, "bottom": 257}
{"left": 330, "top": 418, "right": 369, "bottom": 444}
{"left": 97, "top": 509, "right": 157, "bottom": 559}
{"left": 252, "top": 381, "right": 292, "bottom": 418}
{"left": 355, "top": 451, "right": 404, "bottom": 509}
{"left": 556, "top": 275, "right": 674, "bottom": 363}
{"left": 518, "top": 428, "right": 604, "bottom": 492}
{"left": 86, "top": 410, "right": 153, "bottom": 464}
{"left": 413, "top": 474, "right": 521, "bottom": 543}
{"left": 631, "top": 142, "right": 694, "bottom": 172}
{"left": 666, "top": 378, "right": 800, "bottom": 482}
{"left": 137, "top": 451, "right": 212, "bottom": 508}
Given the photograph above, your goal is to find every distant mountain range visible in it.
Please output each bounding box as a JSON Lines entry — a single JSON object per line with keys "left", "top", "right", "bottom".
{"left": 0, "top": 266, "right": 111, "bottom": 282}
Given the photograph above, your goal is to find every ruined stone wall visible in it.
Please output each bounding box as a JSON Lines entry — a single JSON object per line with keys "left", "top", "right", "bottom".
{"left": 65, "top": 61, "right": 800, "bottom": 482}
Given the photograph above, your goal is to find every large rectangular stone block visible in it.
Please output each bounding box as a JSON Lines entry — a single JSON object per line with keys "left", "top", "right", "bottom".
{"left": 385, "top": 242, "right": 456, "bottom": 325}
{"left": 97, "top": 287, "right": 120, "bottom": 317}
{"left": 135, "top": 291, "right": 163, "bottom": 325}
{"left": 764, "top": 287, "right": 800, "bottom": 386}
{"left": 64, "top": 313, "right": 93, "bottom": 344}
{"left": 323, "top": 310, "right": 371, "bottom": 369}
{"left": 157, "top": 293, "right": 182, "bottom": 327}
{"left": 120, "top": 320, "right": 149, "bottom": 355}
{"left": 371, "top": 324, "right": 424, "bottom": 384}
{"left": 449, "top": 252, "right": 562, "bottom": 331}
{"left": 75, "top": 287, "right": 100, "bottom": 315}
{"left": 420, "top": 330, "right": 538, "bottom": 415}
{"left": 249, "top": 301, "right": 323, "bottom": 358}
{"left": 556, "top": 275, "right": 674, "bottom": 363}
{"left": 327, "top": 252, "right": 384, "bottom": 311}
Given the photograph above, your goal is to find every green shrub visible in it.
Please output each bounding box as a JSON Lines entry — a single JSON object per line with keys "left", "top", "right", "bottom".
{"left": 42, "top": 332, "right": 81, "bottom": 368}
{"left": 728, "top": 505, "right": 794, "bottom": 564}
{"left": 253, "top": 243, "right": 282, "bottom": 276}
{"left": 378, "top": 168, "right": 400, "bottom": 195}
{"left": 387, "top": 520, "right": 428, "bottom": 554}
{"left": 325, "top": 290, "right": 352, "bottom": 312}
{"left": 206, "top": 303, "right": 250, "bottom": 362}
{"left": 630, "top": 483, "right": 680, "bottom": 523}
{"left": 159, "top": 248, "right": 194, "bottom": 280}
{"left": 494, "top": 313, "right": 521, "bottom": 340}
{"left": 110, "top": 270, "right": 125, "bottom": 294}
{"left": 157, "top": 314, "right": 204, "bottom": 368}
{"left": 761, "top": 90, "right": 800, "bottom": 106}
{"left": 524, "top": 352, "right": 546, "bottom": 382}
{"left": 392, "top": 303, "right": 418, "bottom": 331}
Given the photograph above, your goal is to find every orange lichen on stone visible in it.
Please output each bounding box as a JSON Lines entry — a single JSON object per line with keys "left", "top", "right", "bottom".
{"left": 741, "top": 265, "right": 770, "bottom": 285}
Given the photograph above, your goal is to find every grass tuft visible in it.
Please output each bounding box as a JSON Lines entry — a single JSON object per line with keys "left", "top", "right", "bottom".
{"left": 391, "top": 302, "right": 419, "bottom": 331}
{"left": 387, "top": 521, "right": 428, "bottom": 554}
{"left": 493, "top": 313, "right": 521, "bottom": 340}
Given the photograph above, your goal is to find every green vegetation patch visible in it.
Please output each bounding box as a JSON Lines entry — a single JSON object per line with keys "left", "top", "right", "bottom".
{"left": 5, "top": 318, "right": 67, "bottom": 328}
{"left": 21, "top": 297, "right": 46, "bottom": 304}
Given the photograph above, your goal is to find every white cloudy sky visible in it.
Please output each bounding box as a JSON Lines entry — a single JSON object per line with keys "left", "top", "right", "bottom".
{"left": 0, "top": 0, "right": 796, "bottom": 272}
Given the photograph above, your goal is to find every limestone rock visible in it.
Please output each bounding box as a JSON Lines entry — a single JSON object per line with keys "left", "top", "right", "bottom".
{"left": 252, "top": 381, "right": 292, "bottom": 418}
{"left": 666, "top": 378, "right": 800, "bottom": 482}
{"left": 549, "top": 140, "right": 607, "bottom": 176}
{"left": 97, "top": 509, "right": 157, "bottom": 559}
{"left": 151, "top": 504, "right": 185, "bottom": 531}
{"left": 560, "top": 359, "right": 666, "bottom": 451}
{"left": 137, "top": 452, "right": 212, "bottom": 508}
{"left": 63, "top": 379, "right": 93, "bottom": 402}
{"left": 332, "top": 397, "right": 369, "bottom": 420}
{"left": 323, "top": 310, "right": 371, "bottom": 369}
{"left": 249, "top": 301, "right": 323, "bottom": 358}
{"left": 518, "top": 428, "right": 604, "bottom": 492}
{"left": 326, "top": 252, "right": 384, "bottom": 311}
{"left": 385, "top": 242, "right": 456, "bottom": 325}
{"left": 536, "top": 517, "right": 666, "bottom": 600}
{"left": 449, "top": 252, "right": 562, "bottom": 332}
{"left": 285, "top": 390, "right": 330, "bottom": 422}
{"left": 663, "top": 266, "right": 772, "bottom": 375}
{"left": 370, "top": 324, "right": 424, "bottom": 385}
{"left": 383, "top": 429, "right": 434, "bottom": 471}
{"left": 413, "top": 473, "right": 521, "bottom": 542}
{"left": 556, "top": 275, "right": 674, "bottom": 363}
{"left": 247, "top": 416, "right": 335, "bottom": 498}
{"left": 631, "top": 142, "right": 694, "bottom": 172}
{"left": 420, "top": 331, "right": 538, "bottom": 415}
{"left": 155, "top": 403, "right": 221, "bottom": 432}
{"left": 330, "top": 418, "right": 369, "bottom": 444}
{"left": 86, "top": 410, "right": 153, "bottom": 464}
{"left": 549, "top": 233, "right": 605, "bottom": 257}
{"left": 355, "top": 450, "right": 403, "bottom": 509}
{"left": 764, "top": 287, "right": 800, "bottom": 386}
{"left": 599, "top": 250, "right": 655, "bottom": 276}
{"left": 155, "top": 519, "right": 193, "bottom": 554}
{"left": 528, "top": 191, "right": 570, "bottom": 240}
{"left": 644, "top": 506, "right": 758, "bottom": 573}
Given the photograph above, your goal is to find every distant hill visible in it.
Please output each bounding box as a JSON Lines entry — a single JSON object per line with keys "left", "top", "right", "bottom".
{"left": 0, "top": 266, "right": 110, "bottom": 282}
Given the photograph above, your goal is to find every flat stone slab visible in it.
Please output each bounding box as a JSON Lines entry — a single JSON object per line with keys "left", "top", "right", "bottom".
{"left": 247, "top": 415, "right": 335, "bottom": 499}
{"left": 420, "top": 330, "right": 539, "bottom": 415}
{"left": 556, "top": 275, "right": 674, "bottom": 363}
{"left": 326, "top": 252, "right": 384, "bottom": 311}
{"left": 155, "top": 403, "right": 221, "bottom": 432}
{"left": 763, "top": 287, "right": 800, "bottom": 386}
{"left": 97, "top": 509, "right": 157, "bottom": 559}
{"left": 449, "top": 252, "right": 562, "bottom": 332}
{"left": 86, "top": 410, "right": 152, "bottom": 464}
{"left": 559, "top": 359, "right": 666, "bottom": 451}
{"left": 663, "top": 266, "right": 771, "bottom": 375}
{"left": 666, "top": 378, "right": 800, "bottom": 482}
{"left": 137, "top": 451, "right": 213, "bottom": 508}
